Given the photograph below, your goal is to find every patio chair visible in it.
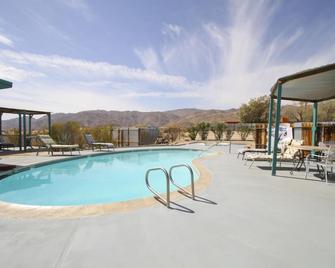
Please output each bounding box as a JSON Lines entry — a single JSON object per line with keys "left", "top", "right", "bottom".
{"left": 0, "top": 135, "right": 15, "bottom": 150}
{"left": 305, "top": 145, "right": 335, "bottom": 183}
{"left": 36, "top": 135, "right": 80, "bottom": 156}
{"left": 84, "top": 134, "right": 115, "bottom": 151}
{"left": 245, "top": 139, "right": 302, "bottom": 168}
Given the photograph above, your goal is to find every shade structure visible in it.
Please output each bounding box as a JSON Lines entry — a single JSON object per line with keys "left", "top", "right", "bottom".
{"left": 271, "top": 63, "right": 335, "bottom": 102}
{"left": 0, "top": 79, "right": 12, "bottom": 89}
{"left": 0, "top": 79, "right": 52, "bottom": 152}
{"left": 268, "top": 63, "right": 335, "bottom": 176}
{"left": 0, "top": 107, "right": 51, "bottom": 152}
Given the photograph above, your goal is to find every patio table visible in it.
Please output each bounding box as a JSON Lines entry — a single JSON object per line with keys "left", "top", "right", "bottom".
{"left": 288, "top": 145, "right": 328, "bottom": 173}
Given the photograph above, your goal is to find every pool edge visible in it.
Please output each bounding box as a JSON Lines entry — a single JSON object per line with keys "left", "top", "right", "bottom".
{"left": 0, "top": 150, "right": 218, "bottom": 219}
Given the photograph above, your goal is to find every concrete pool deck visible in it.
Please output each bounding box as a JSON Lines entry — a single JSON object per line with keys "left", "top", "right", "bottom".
{"left": 1, "top": 144, "right": 335, "bottom": 267}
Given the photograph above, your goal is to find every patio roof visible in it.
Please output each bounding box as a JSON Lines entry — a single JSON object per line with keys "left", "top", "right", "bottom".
{"left": 0, "top": 79, "right": 12, "bottom": 89}
{"left": 270, "top": 63, "right": 335, "bottom": 102}
{"left": 0, "top": 107, "right": 50, "bottom": 115}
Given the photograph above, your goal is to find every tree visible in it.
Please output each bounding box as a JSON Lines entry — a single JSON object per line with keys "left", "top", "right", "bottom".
{"left": 211, "top": 123, "right": 226, "bottom": 140}
{"left": 51, "top": 123, "right": 65, "bottom": 143}
{"left": 319, "top": 100, "right": 335, "bottom": 121}
{"left": 224, "top": 128, "right": 234, "bottom": 141}
{"left": 187, "top": 126, "right": 199, "bottom": 140}
{"left": 237, "top": 124, "right": 252, "bottom": 141}
{"left": 63, "top": 121, "right": 82, "bottom": 145}
{"left": 197, "top": 122, "right": 210, "bottom": 140}
{"left": 295, "top": 102, "right": 312, "bottom": 121}
{"left": 239, "top": 95, "right": 270, "bottom": 123}
{"left": 90, "top": 124, "right": 113, "bottom": 142}
{"left": 51, "top": 121, "right": 84, "bottom": 147}
{"left": 282, "top": 100, "right": 334, "bottom": 122}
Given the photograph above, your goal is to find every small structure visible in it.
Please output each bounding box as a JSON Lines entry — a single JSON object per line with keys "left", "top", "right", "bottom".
{"left": 112, "top": 127, "right": 159, "bottom": 147}
{"left": 0, "top": 78, "right": 51, "bottom": 152}
{"left": 0, "top": 107, "right": 51, "bottom": 151}
{"left": 268, "top": 63, "right": 335, "bottom": 175}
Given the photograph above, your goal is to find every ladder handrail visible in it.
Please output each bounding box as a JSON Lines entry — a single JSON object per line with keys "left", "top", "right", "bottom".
{"left": 145, "top": 167, "right": 170, "bottom": 208}
{"left": 169, "top": 164, "right": 195, "bottom": 200}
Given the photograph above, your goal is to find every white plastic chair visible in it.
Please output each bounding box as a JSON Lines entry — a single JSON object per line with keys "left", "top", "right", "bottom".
{"left": 305, "top": 145, "right": 335, "bottom": 183}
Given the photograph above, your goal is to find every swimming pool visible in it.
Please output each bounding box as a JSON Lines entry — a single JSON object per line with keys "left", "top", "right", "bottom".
{"left": 0, "top": 149, "right": 201, "bottom": 206}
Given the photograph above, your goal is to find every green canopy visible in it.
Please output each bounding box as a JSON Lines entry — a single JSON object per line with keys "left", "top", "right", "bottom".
{"left": 0, "top": 79, "right": 12, "bottom": 89}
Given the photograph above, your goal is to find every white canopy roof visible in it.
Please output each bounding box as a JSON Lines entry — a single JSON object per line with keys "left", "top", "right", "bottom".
{"left": 271, "top": 63, "right": 335, "bottom": 102}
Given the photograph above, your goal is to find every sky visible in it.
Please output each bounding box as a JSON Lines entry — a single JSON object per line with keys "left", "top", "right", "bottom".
{"left": 0, "top": 0, "right": 335, "bottom": 117}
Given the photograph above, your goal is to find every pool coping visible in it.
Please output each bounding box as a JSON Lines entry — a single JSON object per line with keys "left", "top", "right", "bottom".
{"left": 0, "top": 148, "right": 218, "bottom": 219}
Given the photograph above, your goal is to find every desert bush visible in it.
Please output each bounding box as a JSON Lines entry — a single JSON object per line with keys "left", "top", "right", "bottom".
{"left": 224, "top": 128, "right": 234, "bottom": 141}
{"left": 187, "top": 126, "right": 199, "bottom": 140}
{"left": 237, "top": 124, "right": 252, "bottom": 141}
{"left": 211, "top": 123, "right": 226, "bottom": 140}
{"left": 51, "top": 121, "right": 85, "bottom": 147}
{"left": 90, "top": 125, "right": 113, "bottom": 143}
{"left": 197, "top": 122, "right": 210, "bottom": 140}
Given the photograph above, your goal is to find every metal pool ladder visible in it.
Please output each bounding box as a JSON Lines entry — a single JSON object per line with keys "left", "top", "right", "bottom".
{"left": 145, "top": 167, "right": 170, "bottom": 208}
{"left": 169, "top": 164, "right": 195, "bottom": 200}
{"left": 145, "top": 164, "right": 195, "bottom": 208}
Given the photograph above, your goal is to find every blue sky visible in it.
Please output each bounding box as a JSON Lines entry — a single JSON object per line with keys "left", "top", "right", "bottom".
{"left": 0, "top": 0, "right": 335, "bottom": 116}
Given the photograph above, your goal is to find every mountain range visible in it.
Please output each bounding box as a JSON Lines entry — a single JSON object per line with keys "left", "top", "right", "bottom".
{"left": 2, "top": 108, "right": 240, "bottom": 130}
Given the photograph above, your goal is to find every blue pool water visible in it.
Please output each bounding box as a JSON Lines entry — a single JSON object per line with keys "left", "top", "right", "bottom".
{"left": 0, "top": 149, "right": 201, "bottom": 206}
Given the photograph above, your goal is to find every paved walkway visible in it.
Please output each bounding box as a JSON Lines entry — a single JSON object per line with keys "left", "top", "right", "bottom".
{"left": 1, "top": 145, "right": 335, "bottom": 267}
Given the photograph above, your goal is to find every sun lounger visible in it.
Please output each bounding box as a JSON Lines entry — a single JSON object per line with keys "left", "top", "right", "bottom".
{"left": 0, "top": 135, "right": 15, "bottom": 150}
{"left": 245, "top": 139, "right": 302, "bottom": 168}
{"left": 84, "top": 134, "right": 115, "bottom": 151}
{"left": 237, "top": 148, "right": 267, "bottom": 159}
{"left": 36, "top": 135, "right": 80, "bottom": 156}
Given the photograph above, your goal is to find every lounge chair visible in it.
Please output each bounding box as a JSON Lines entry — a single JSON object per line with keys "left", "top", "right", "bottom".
{"left": 84, "top": 134, "right": 115, "bottom": 151}
{"left": 237, "top": 147, "right": 267, "bottom": 159}
{"left": 245, "top": 139, "right": 302, "bottom": 168}
{"left": 0, "top": 135, "right": 15, "bottom": 150}
{"left": 36, "top": 135, "right": 80, "bottom": 156}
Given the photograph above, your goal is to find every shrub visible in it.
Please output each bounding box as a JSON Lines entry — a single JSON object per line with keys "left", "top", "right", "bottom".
{"left": 224, "top": 128, "right": 234, "bottom": 141}
{"left": 237, "top": 124, "right": 252, "bottom": 141}
{"left": 90, "top": 125, "right": 113, "bottom": 143}
{"left": 187, "top": 126, "right": 199, "bottom": 140}
{"left": 211, "top": 123, "right": 226, "bottom": 140}
{"left": 197, "top": 122, "right": 210, "bottom": 140}
{"left": 51, "top": 121, "right": 85, "bottom": 147}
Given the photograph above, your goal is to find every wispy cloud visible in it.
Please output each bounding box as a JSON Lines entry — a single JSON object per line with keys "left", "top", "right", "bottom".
{"left": 0, "top": 48, "right": 202, "bottom": 113}
{"left": 134, "top": 47, "right": 162, "bottom": 73}
{"left": 0, "top": 49, "right": 199, "bottom": 89}
{"left": 2, "top": 0, "right": 335, "bottom": 114}
{"left": 135, "top": 0, "right": 335, "bottom": 108}
{"left": 24, "top": 8, "right": 72, "bottom": 42}
{"left": 0, "top": 33, "right": 13, "bottom": 47}
{"left": 0, "top": 83, "right": 143, "bottom": 114}
{"left": 162, "top": 23, "right": 183, "bottom": 37}
{"left": 59, "top": 0, "right": 94, "bottom": 21}
{"left": 0, "top": 63, "right": 44, "bottom": 81}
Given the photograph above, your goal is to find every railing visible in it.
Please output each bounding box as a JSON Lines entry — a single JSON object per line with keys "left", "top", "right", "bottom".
{"left": 145, "top": 167, "right": 170, "bottom": 208}
{"left": 145, "top": 163, "right": 196, "bottom": 208}
{"left": 198, "top": 141, "right": 232, "bottom": 156}
{"left": 169, "top": 164, "right": 195, "bottom": 200}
